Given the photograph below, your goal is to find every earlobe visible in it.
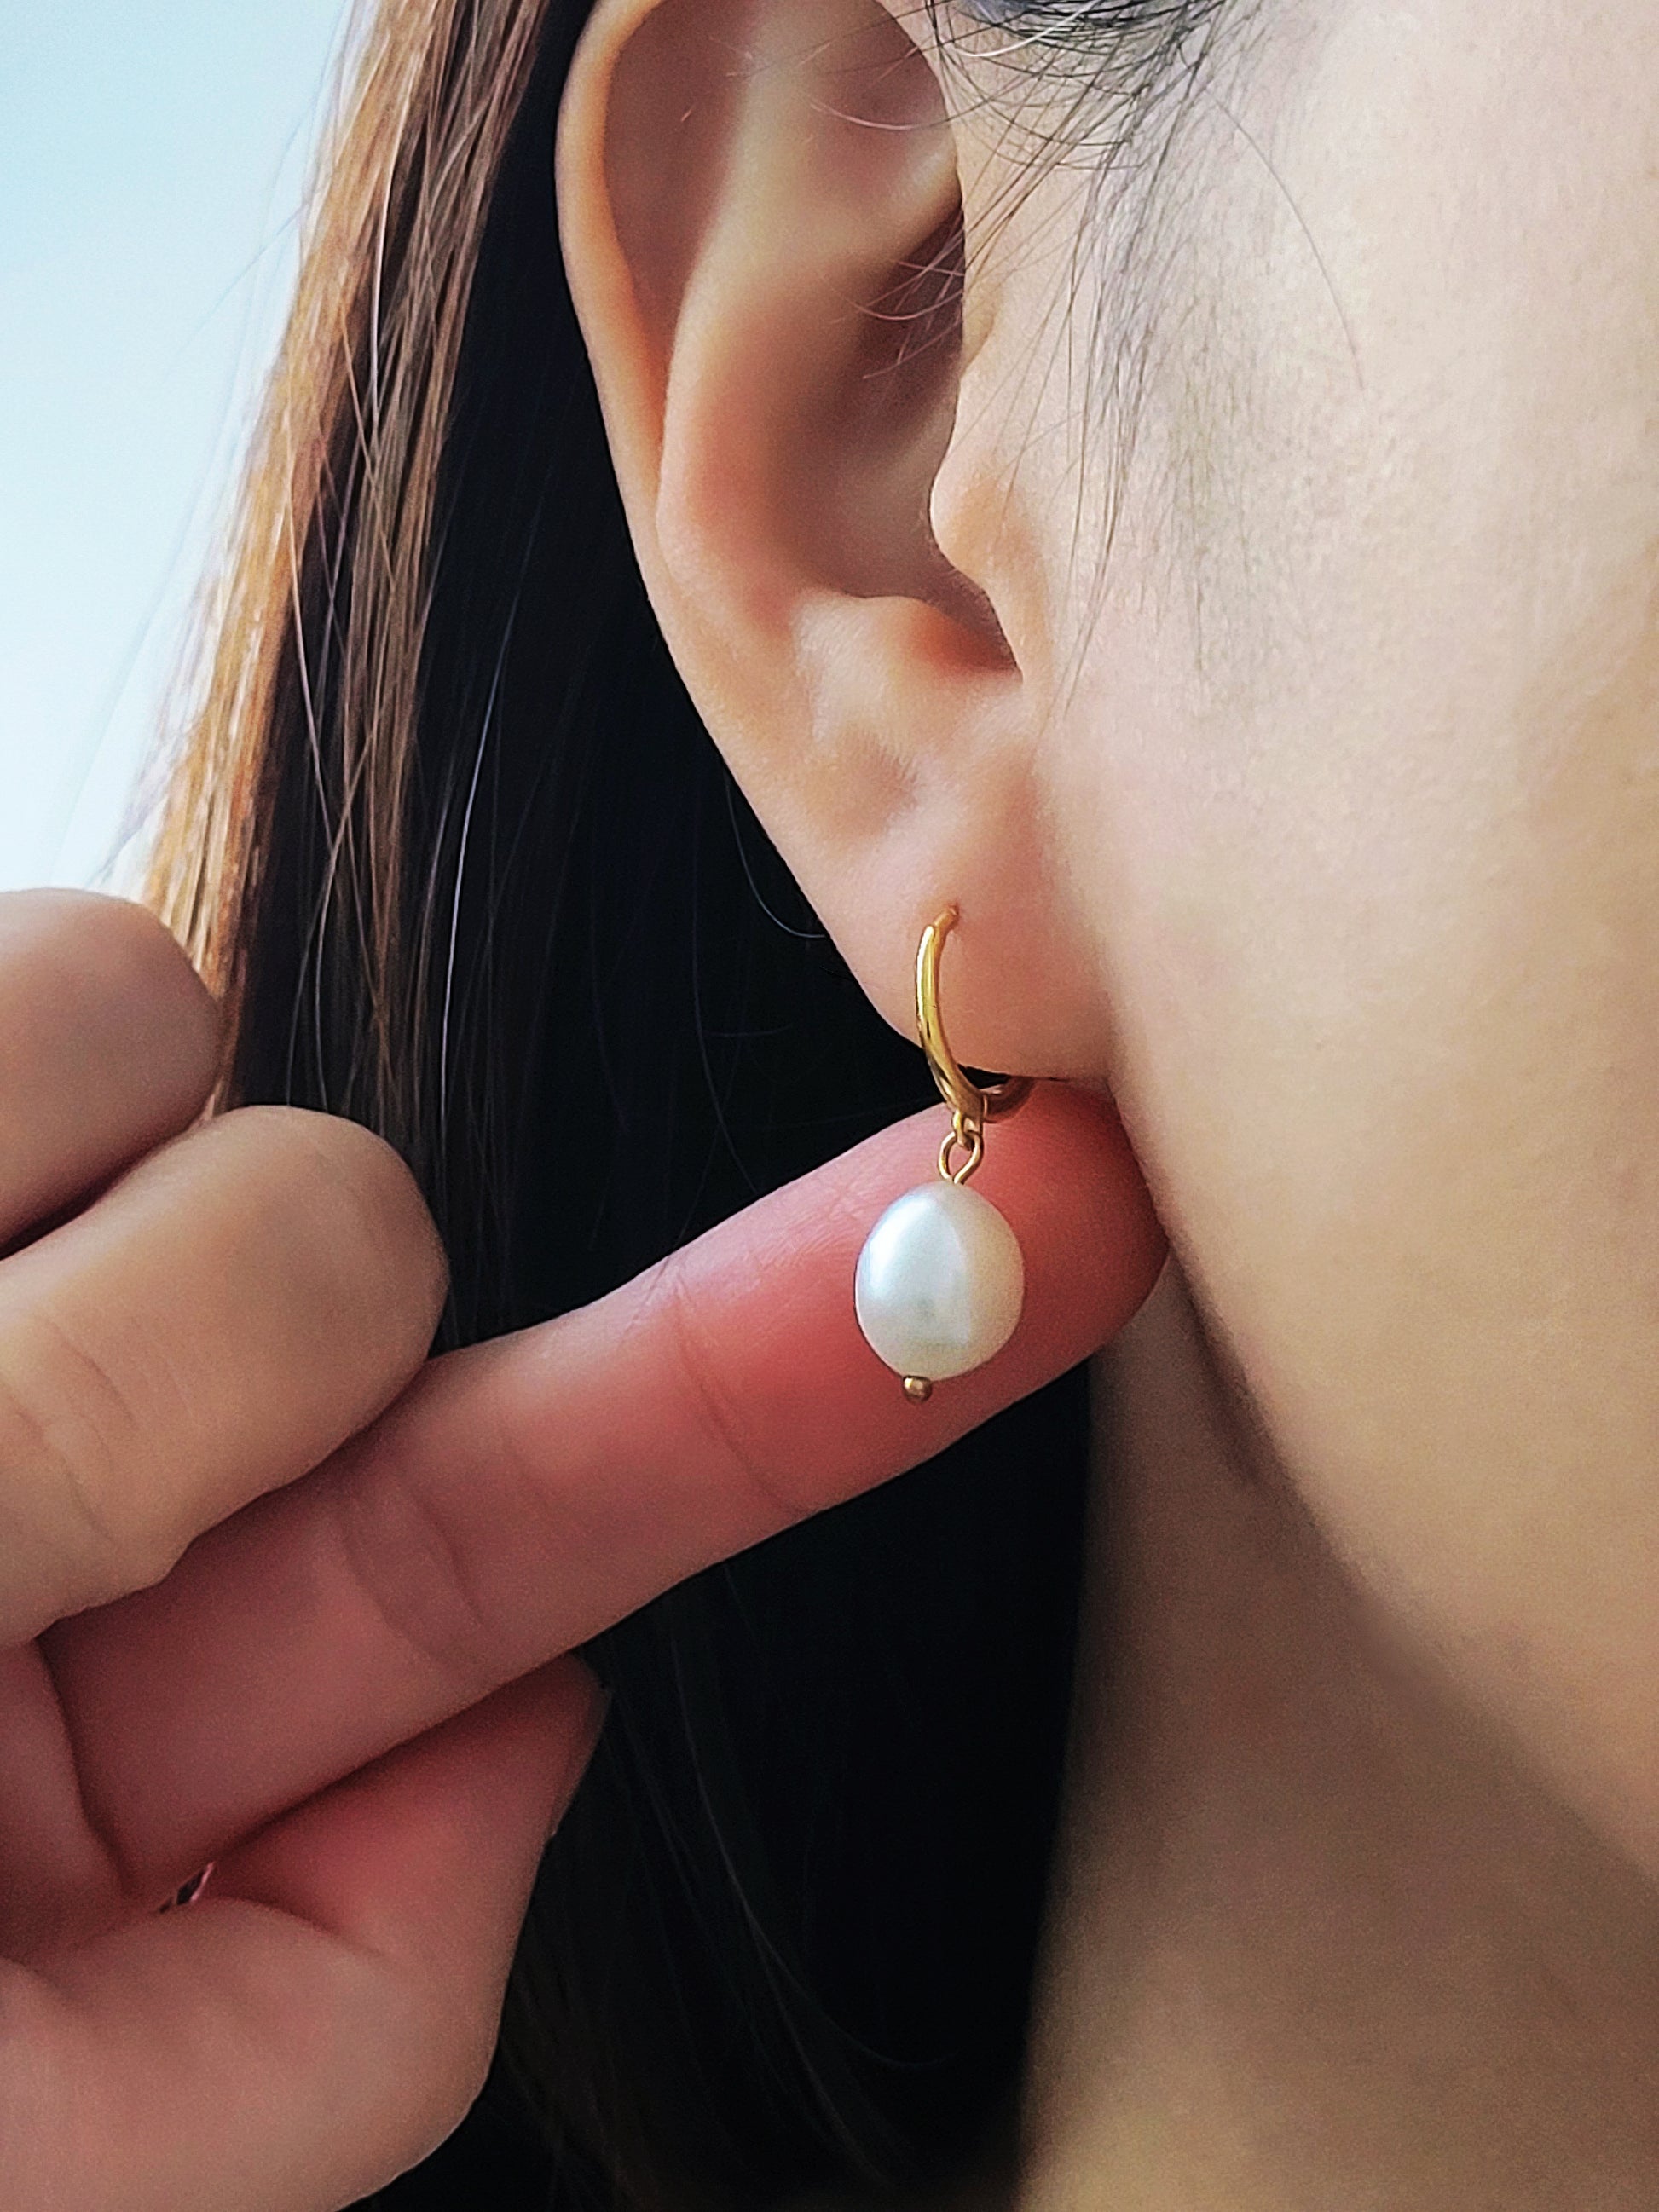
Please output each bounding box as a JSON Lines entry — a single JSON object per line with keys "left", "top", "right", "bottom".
{"left": 557, "top": 0, "right": 1108, "bottom": 1079}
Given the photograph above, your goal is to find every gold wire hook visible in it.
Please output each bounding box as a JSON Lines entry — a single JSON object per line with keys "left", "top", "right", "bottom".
{"left": 915, "top": 907, "right": 1033, "bottom": 1135}
{"left": 938, "top": 1111, "right": 985, "bottom": 1186}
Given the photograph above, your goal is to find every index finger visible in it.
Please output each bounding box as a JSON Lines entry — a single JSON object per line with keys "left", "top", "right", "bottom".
{"left": 43, "top": 1083, "right": 1166, "bottom": 1901}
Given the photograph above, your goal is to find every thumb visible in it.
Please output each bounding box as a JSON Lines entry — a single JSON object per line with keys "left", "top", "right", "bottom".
{"left": 1, "top": 1657, "right": 606, "bottom": 2212}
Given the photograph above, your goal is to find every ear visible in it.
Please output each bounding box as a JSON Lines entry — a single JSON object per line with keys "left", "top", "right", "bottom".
{"left": 556, "top": 0, "right": 1109, "bottom": 1077}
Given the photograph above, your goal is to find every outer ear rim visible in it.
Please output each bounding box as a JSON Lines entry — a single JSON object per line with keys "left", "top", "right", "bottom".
{"left": 556, "top": 0, "right": 671, "bottom": 510}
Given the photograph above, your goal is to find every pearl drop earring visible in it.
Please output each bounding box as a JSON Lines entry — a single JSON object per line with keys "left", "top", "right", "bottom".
{"left": 854, "top": 907, "right": 1032, "bottom": 1401}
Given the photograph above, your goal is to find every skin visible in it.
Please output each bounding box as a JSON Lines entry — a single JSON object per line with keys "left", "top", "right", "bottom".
{"left": 0, "top": 888, "right": 1160, "bottom": 2209}
{"left": 556, "top": 0, "right": 1659, "bottom": 2203}
{"left": 7, "top": 0, "right": 1655, "bottom": 2202}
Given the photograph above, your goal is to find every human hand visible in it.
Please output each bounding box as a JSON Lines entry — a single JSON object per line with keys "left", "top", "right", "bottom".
{"left": 0, "top": 889, "right": 605, "bottom": 2208}
{"left": 0, "top": 890, "right": 1166, "bottom": 2209}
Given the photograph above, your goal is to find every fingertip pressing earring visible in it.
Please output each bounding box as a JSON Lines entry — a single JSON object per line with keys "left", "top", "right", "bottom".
{"left": 854, "top": 907, "right": 1032, "bottom": 1401}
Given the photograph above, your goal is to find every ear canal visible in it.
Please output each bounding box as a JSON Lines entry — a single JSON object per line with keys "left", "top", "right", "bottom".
{"left": 835, "top": 193, "right": 1011, "bottom": 649}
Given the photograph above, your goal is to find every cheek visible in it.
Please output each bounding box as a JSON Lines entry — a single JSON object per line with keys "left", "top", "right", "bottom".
{"left": 1080, "top": 542, "right": 1659, "bottom": 1880}
{"left": 1049, "top": 0, "right": 1659, "bottom": 1868}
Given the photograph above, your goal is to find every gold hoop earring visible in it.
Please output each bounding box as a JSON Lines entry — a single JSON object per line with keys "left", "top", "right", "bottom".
{"left": 855, "top": 906, "right": 1032, "bottom": 1401}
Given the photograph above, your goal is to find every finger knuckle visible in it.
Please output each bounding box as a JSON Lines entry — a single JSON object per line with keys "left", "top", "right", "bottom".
{"left": 332, "top": 1441, "right": 500, "bottom": 1692}
{"left": 0, "top": 1305, "right": 177, "bottom": 1612}
{"left": 654, "top": 1245, "right": 808, "bottom": 1528}
{"left": 217, "top": 1106, "right": 449, "bottom": 1360}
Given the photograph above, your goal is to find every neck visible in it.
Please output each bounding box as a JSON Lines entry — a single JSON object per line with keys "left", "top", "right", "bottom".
{"left": 1014, "top": 1258, "right": 1659, "bottom": 2211}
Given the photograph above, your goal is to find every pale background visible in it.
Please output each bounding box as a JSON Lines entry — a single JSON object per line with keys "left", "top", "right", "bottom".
{"left": 1, "top": 0, "right": 350, "bottom": 894}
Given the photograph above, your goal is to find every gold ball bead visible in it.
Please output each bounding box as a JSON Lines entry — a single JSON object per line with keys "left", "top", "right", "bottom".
{"left": 903, "top": 1375, "right": 934, "bottom": 1403}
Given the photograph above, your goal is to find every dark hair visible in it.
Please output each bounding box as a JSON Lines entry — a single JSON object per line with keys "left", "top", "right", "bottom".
{"left": 139, "top": 0, "right": 1217, "bottom": 2204}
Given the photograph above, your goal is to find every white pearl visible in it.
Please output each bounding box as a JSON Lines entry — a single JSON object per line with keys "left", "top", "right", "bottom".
{"left": 854, "top": 1179, "right": 1025, "bottom": 1384}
